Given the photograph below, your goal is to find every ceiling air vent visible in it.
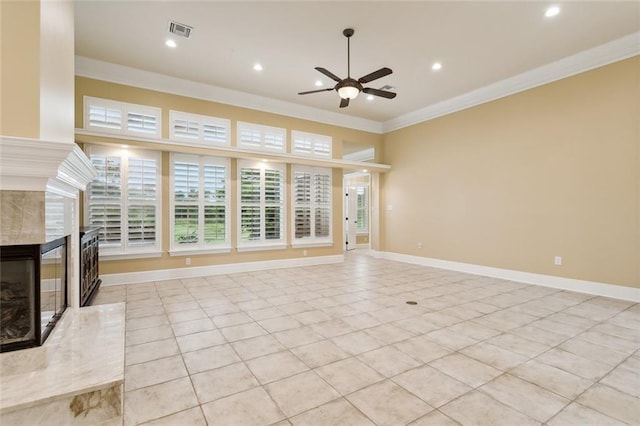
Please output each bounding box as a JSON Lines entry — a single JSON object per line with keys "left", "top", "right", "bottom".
{"left": 168, "top": 20, "right": 193, "bottom": 39}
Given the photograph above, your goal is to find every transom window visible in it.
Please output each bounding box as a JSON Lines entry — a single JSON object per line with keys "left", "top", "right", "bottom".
{"left": 84, "top": 97, "right": 162, "bottom": 138}
{"left": 169, "top": 111, "right": 230, "bottom": 146}
{"left": 237, "top": 122, "right": 286, "bottom": 152}
{"left": 291, "top": 130, "right": 332, "bottom": 158}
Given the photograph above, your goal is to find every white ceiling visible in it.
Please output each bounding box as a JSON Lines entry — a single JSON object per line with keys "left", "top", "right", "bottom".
{"left": 74, "top": 1, "right": 640, "bottom": 123}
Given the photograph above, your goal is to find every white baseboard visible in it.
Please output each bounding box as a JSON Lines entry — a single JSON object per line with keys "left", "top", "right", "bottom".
{"left": 101, "top": 254, "right": 344, "bottom": 286}
{"left": 374, "top": 251, "right": 640, "bottom": 302}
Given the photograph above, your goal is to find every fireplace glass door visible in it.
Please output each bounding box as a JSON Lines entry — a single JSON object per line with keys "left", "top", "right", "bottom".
{"left": 40, "top": 240, "right": 67, "bottom": 341}
{"left": 0, "top": 236, "right": 68, "bottom": 352}
{"left": 0, "top": 256, "right": 36, "bottom": 347}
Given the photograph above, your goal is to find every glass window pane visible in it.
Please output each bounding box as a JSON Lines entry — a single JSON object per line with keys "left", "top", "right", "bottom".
{"left": 241, "top": 207, "right": 261, "bottom": 241}
{"left": 203, "top": 164, "right": 226, "bottom": 203}
{"left": 265, "top": 206, "right": 282, "bottom": 240}
{"left": 314, "top": 207, "right": 330, "bottom": 238}
{"left": 295, "top": 207, "right": 311, "bottom": 239}
{"left": 174, "top": 162, "right": 199, "bottom": 201}
{"left": 174, "top": 205, "right": 199, "bottom": 245}
{"left": 204, "top": 205, "right": 226, "bottom": 243}
{"left": 240, "top": 168, "right": 261, "bottom": 203}
{"left": 128, "top": 205, "right": 156, "bottom": 246}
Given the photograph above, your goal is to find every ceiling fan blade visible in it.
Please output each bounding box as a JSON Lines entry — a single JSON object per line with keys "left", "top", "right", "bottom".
{"left": 298, "top": 88, "right": 334, "bottom": 95}
{"left": 362, "top": 87, "right": 397, "bottom": 99}
{"left": 358, "top": 67, "right": 392, "bottom": 84}
{"left": 315, "top": 67, "right": 342, "bottom": 82}
{"left": 339, "top": 97, "right": 349, "bottom": 108}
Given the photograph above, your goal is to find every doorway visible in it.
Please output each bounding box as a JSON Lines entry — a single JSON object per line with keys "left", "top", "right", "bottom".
{"left": 344, "top": 172, "right": 371, "bottom": 252}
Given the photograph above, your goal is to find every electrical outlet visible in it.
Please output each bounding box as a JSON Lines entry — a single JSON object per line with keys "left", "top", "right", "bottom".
{"left": 303, "top": 250, "right": 308, "bottom": 257}
{"left": 417, "top": 242, "right": 423, "bottom": 249}
{"left": 186, "top": 257, "right": 191, "bottom": 266}
{"left": 554, "top": 256, "right": 562, "bottom": 266}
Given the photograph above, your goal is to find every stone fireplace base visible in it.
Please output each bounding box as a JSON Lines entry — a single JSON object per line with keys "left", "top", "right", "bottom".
{"left": 0, "top": 303, "right": 125, "bottom": 425}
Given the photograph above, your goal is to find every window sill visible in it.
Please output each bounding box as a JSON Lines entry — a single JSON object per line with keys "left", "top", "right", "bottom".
{"left": 169, "top": 247, "right": 232, "bottom": 256}
{"left": 291, "top": 241, "right": 334, "bottom": 249}
{"left": 236, "top": 243, "right": 287, "bottom": 253}
{"left": 99, "top": 251, "right": 163, "bottom": 261}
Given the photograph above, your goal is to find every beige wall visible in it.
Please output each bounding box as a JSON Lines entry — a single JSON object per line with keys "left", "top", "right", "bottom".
{"left": 0, "top": 1, "right": 41, "bottom": 138}
{"left": 381, "top": 57, "right": 639, "bottom": 288}
{"left": 75, "top": 77, "right": 383, "bottom": 275}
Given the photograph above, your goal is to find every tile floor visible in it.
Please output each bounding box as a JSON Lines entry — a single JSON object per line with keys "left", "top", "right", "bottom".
{"left": 92, "top": 252, "right": 640, "bottom": 426}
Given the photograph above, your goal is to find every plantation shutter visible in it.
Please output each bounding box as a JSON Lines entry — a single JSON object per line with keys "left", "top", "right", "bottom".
{"left": 292, "top": 165, "right": 332, "bottom": 243}
{"left": 202, "top": 122, "right": 228, "bottom": 144}
{"left": 203, "top": 163, "right": 227, "bottom": 243}
{"left": 292, "top": 131, "right": 332, "bottom": 158}
{"left": 237, "top": 122, "right": 286, "bottom": 152}
{"left": 240, "top": 167, "right": 261, "bottom": 241}
{"left": 356, "top": 186, "right": 368, "bottom": 232}
{"left": 264, "top": 168, "right": 284, "bottom": 240}
{"left": 127, "top": 111, "right": 158, "bottom": 135}
{"left": 294, "top": 172, "right": 311, "bottom": 238}
{"left": 173, "top": 119, "right": 199, "bottom": 140}
{"left": 173, "top": 161, "right": 200, "bottom": 245}
{"left": 170, "top": 111, "right": 230, "bottom": 145}
{"left": 84, "top": 97, "right": 161, "bottom": 138}
{"left": 88, "top": 153, "right": 123, "bottom": 247}
{"left": 314, "top": 172, "right": 331, "bottom": 238}
{"left": 127, "top": 158, "right": 158, "bottom": 246}
{"left": 88, "top": 104, "right": 122, "bottom": 131}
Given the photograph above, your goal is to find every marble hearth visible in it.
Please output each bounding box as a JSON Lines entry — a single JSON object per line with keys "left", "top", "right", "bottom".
{"left": 0, "top": 303, "right": 125, "bottom": 425}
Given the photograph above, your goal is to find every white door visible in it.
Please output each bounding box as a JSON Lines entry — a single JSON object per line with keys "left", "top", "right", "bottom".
{"left": 345, "top": 187, "right": 357, "bottom": 251}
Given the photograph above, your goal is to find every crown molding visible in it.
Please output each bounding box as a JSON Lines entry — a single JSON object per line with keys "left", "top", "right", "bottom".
{"left": 382, "top": 32, "right": 640, "bottom": 132}
{"left": 0, "top": 136, "right": 96, "bottom": 192}
{"left": 74, "top": 56, "right": 384, "bottom": 135}
{"left": 75, "top": 32, "right": 639, "bottom": 136}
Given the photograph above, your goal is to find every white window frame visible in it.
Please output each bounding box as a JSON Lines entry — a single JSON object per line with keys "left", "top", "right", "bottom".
{"left": 237, "top": 122, "right": 286, "bottom": 152}
{"left": 169, "top": 153, "right": 231, "bottom": 255}
{"left": 291, "top": 130, "right": 332, "bottom": 158}
{"left": 291, "top": 165, "right": 333, "bottom": 247}
{"left": 237, "top": 160, "right": 286, "bottom": 251}
{"left": 169, "top": 110, "right": 231, "bottom": 146}
{"left": 84, "top": 96, "right": 162, "bottom": 139}
{"left": 84, "top": 145, "right": 162, "bottom": 258}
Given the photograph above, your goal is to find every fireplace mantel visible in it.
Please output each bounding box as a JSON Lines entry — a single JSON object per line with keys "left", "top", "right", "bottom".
{"left": 0, "top": 136, "right": 96, "bottom": 192}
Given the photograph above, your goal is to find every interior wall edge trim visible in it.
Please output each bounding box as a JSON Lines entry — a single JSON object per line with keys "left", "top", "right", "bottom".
{"left": 372, "top": 251, "right": 640, "bottom": 303}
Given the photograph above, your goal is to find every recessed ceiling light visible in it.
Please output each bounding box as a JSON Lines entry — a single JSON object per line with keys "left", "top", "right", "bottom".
{"left": 165, "top": 39, "right": 177, "bottom": 48}
{"left": 432, "top": 62, "right": 442, "bottom": 71}
{"left": 315, "top": 80, "right": 323, "bottom": 87}
{"left": 253, "top": 63, "right": 263, "bottom": 71}
{"left": 545, "top": 5, "right": 560, "bottom": 17}
{"left": 366, "top": 95, "right": 374, "bottom": 101}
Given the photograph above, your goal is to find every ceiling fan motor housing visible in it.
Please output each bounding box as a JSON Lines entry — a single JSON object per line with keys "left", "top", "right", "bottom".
{"left": 336, "top": 78, "right": 363, "bottom": 93}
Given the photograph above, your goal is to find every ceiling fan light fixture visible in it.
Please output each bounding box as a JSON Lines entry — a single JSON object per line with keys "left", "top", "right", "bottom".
{"left": 338, "top": 85, "right": 360, "bottom": 100}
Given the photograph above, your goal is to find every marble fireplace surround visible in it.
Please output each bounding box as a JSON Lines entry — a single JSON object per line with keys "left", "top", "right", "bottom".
{"left": 1, "top": 136, "right": 126, "bottom": 424}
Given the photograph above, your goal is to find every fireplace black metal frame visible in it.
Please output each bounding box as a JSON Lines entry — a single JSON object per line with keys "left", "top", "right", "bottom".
{"left": 0, "top": 236, "right": 68, "bottom": 352}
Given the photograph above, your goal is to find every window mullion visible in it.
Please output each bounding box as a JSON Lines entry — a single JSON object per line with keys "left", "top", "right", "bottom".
{"left": 198, "top": 158, "right": 205, "bottom": 248}
{"left": 260, "top": 168, "right": 266, "bottom": 242}
{"left": 121, "top": 154, "right": 129, "bottom": 253}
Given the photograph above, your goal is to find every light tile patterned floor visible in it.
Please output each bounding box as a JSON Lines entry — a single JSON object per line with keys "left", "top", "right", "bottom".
{"left": 92, "top": 252, "right": 640, "bottom": 426}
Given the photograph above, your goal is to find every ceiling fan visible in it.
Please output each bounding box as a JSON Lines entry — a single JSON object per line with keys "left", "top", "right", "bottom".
{"left": 298, "top": 28, "right": 396, "bottom": 108}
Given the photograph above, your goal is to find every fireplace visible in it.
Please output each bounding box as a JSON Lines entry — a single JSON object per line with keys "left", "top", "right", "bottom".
{"left": 0, "top": 236, "right": 68, "bottom": 352}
